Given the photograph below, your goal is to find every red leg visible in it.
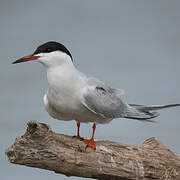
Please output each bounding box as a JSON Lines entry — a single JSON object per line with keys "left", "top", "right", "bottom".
{"left": 74, "top": 122, "right": 84, "bottom": 140}
{"left": 83, "top": 123, "right": 96, "bottom": 149}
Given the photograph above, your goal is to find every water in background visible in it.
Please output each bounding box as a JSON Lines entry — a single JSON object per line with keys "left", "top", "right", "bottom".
{"left": 1, "top": 1, "right": 180, "bottom": 180}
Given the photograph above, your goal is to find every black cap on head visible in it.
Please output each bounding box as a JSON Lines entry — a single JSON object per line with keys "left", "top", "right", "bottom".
{"left": 33, "top": 41, "right": 73, "bottom": 61}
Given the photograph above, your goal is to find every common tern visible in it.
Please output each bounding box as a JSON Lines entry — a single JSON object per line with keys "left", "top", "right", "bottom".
{"left": 13, "top": 41, "right": 180, "bottom": 149}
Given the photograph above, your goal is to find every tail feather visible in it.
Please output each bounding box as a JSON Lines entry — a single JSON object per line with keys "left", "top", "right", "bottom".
{"left": 129, "top": 103, "right": 180, "bottom": 111}
{"left": 124, "top": 103, "right": 180, "bottom": 122}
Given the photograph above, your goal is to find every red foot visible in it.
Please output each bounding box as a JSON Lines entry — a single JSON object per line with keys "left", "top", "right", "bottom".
{"left": 73, "top": 135, "right": 84, "bottom": 140}
{"left": 83, "top": 138, "right": 96, "bottom": 150}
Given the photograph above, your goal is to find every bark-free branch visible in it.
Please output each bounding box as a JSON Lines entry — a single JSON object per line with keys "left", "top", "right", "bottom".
{"left": 5, "top": 120, "right": 180, "bottom": 180}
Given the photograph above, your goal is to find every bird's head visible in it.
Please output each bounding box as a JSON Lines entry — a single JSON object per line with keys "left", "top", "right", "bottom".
{"left": 12, "top": 41, "right": 73, "bottom": 68}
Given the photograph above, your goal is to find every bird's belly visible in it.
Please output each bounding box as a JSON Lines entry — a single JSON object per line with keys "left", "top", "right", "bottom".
{"left": 44, "top": 94, "right": 82, "bottom": 120}
{"left": 43, "top": 94, "right": 112, "bottom": 123}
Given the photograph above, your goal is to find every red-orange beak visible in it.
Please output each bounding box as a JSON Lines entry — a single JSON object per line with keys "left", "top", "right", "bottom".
{"left": 12, "top": 54, "right": 40, "bottom": 64}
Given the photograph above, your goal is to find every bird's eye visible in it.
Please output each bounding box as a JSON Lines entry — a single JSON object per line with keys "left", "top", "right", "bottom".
{"left": 46, "top": 48, "right": 52, "bottom": 53}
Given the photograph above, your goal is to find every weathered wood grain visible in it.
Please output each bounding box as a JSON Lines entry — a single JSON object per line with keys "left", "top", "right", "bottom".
{"left": 5, "top": 120, "right": 180, "bottom": 180}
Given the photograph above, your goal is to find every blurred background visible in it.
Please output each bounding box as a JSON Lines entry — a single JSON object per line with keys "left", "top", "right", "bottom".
{"left": 1, "top": 0, "right": 180, "bottom": 179}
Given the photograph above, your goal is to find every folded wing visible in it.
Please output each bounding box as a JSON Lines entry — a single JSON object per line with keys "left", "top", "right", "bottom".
{"left": 82, "top": 78, "right": 162, "bottom": 122}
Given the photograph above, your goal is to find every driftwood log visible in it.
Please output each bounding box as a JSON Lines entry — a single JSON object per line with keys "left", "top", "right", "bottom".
{"left": 5, "top": 120, "right": 180, "bottom": 180}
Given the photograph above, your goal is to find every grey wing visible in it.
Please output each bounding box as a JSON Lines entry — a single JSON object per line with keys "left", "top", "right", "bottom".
{"left": 82, "top": 78, "right": 128, "bottom": 118}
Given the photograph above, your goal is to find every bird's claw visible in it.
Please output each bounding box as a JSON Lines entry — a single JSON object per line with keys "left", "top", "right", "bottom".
{"left": 73, "top": 135, "right": 84, "bottom": 140}
{"left": 83, "top": 138, "right": 96, "bottom": 150}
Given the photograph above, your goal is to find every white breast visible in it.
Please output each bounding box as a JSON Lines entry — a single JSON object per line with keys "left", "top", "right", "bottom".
{"left": 44, "top": 63, "right": 85, "bottom": 120}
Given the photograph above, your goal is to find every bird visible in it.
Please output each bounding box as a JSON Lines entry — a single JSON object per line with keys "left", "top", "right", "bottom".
{"left": 12, "top": 41, "right": 180, "bottom": 149}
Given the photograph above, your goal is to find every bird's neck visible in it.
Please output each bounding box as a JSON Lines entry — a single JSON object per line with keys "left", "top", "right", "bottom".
{"left": 46, "top": 63, "right": 84, "bottom": 92}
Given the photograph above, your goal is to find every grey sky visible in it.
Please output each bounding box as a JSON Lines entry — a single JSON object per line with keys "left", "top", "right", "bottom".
{"left": 1, "top": 1, "right": 180, "bottom": 180}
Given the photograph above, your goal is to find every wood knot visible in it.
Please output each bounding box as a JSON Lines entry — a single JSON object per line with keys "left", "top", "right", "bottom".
{"left": 5, "top": 147, "right": 16, "bottom": 163}
{"left": 26, "top": 120, "right": 52, "bottom": 136}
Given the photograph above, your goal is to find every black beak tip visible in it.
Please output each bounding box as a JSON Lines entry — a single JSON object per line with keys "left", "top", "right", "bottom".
{"left": 12, "top": 59, "right": 22, "bottom": 64}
